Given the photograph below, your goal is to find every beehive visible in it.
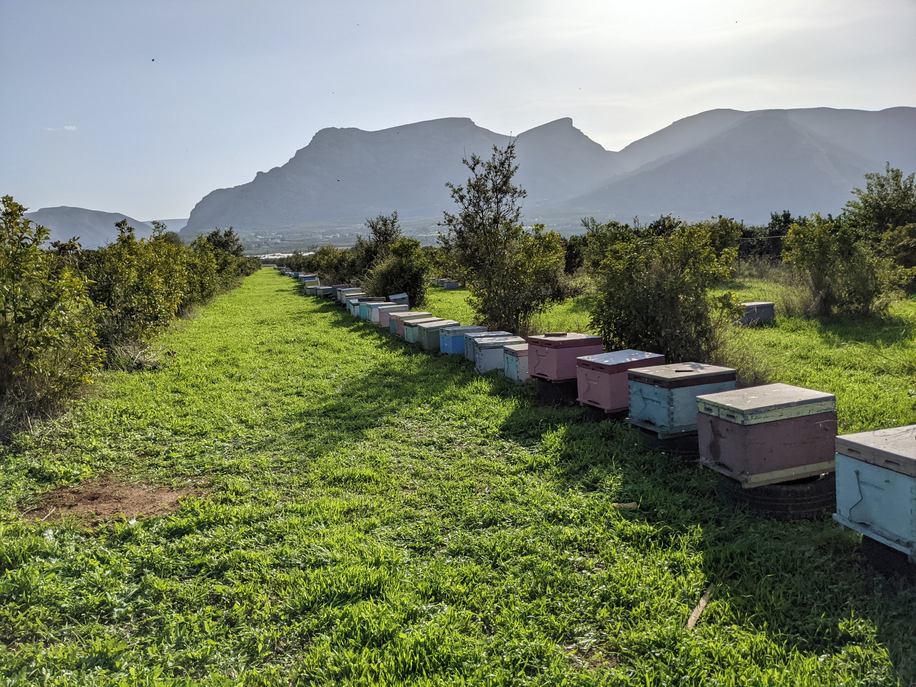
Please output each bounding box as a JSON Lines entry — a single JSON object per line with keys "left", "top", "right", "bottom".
{"left": 315, "top": 286, "right": 334, "bottom": 298}
{"left": 834, "top": 425, "right": 916, "bottom": 561}
{"left": 739, "top": 301, "right": 775, "bottom": 325}
{"left": 404, "top": 317, "right": 444, "bottom": 344}
{"left": 528, "top": 333, "right": 603, "bottom": 381}
{"left": 697, "top": 383, "right": 837, "bottom": 487}
{"left": 389, "top": 292, "right": 410, "bottom": 307}
{"left": 444, "top": 280, "right": 460, "bottom": 290}
{"left": 377, "top": 304, "right": 409, "bottom": 328}
{"left": 439, "top": 326, "right": 487, "bottom": 355}
{"left": 504, "top": 344, "right": 530, "bottom": 382}
{"left": 417, "top": 319, "right": 459, "bottom": 351}
{"left": 390, "top": 311, "right": 432, "bottom": 337}
{"left": 361, "top": 301, "right": 389, "bottom": 321}
{"left": 304, "top": 285, "right": 318, "bottom": 296}
{"left": 475, "top": 335, "right": 526, "bottom": 373}
{"left": 628, "top": 362, "right": 735, "bottom": 437}
{"left": 355, "top": 298, "right": 385, "bottom": 320}
{"left": 464, "top": 331, "right": 511, "bottom": 361}
{"left": 330, "top": 285, "right": 351, "bottom": 300}
{"left": 575, "top": 350, "right": 665, "bottom": 414}
{"left": 337, "top": 288, "right": 363, "bottom": 305}
{"left": 345, "top": 295, "right": 367, "bottom": 315}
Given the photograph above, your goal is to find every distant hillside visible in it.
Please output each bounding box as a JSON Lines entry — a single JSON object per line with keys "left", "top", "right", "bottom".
{"left": 24, "top": 206, "right": 154, "bottom": 249}
{"left": 180, "top": 107, "right": 916, "bottom": 234}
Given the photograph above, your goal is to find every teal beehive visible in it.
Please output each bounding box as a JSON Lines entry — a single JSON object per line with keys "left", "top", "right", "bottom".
{"left": 504, "top": 344, "right": 529, "bottom": 382}
{"left": 404, "top": 318, "right": 444, "bottom": 344}
{"left": 834, "top": 426, "right": 916, "bottom": 561}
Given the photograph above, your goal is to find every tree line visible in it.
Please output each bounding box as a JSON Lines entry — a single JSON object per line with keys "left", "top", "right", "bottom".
{"left": 1, "top": 197, "right": 260, "bottom": 436}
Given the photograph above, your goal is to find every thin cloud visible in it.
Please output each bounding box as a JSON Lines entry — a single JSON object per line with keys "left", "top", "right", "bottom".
{"left": 44, "top": 126, "right": 77, "bottom": 131}
{"left": 64, "top": 125, "right": 77, "bottom": 131}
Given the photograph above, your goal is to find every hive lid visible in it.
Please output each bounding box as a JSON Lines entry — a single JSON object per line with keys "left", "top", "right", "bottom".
{"left": 696, "top": 383, "right": 835, "bottom": 425}
{"left": 404, "top": 317, "right": 445, "bottom": 328}
{"left": 628, "top": 362, "right": 735, "bottom": 388}
{"left": 356, "top": 297, "right": 386, "bottom": 303}
{"left": 577, "top": 349, "right": 663, "bottom": 373}
{"left": 835, "top": 425, "right": 916, "bottom": 476}
{"left": 389, "top": 292, "right": 408, "bottom": 300}
{"left": 417, "top": 319, "right": 458, "bottom": 330}
{"left": 527, "top": 332, "right": 603, "bottom": 349}
{"left": 504, "top": 343, "right": 529, "bottom": 357}
{"left": 465, "top": 331, "right": 510, "bottom": 342}
{"left": 377, "top": 304, "right": 408, "bottom": 311}
{"left": 441, "top": 325, "right": 487, "bottom": 336}
{"left": 390, "top": 311, "right": 432, "bottom": 321}
{"left": 477, "top": 336, "right": 526, "bottom": 349}
{"left": 743, "top": 301, "right": 774, "bottom": 308}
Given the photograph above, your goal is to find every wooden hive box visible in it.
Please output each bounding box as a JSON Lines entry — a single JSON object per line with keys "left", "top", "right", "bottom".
{"left": 504, "top": 344, "right": 530, "bottom": 382}
{"left": 475, "top": 335, "right": 526, "bottom": 373}
{"left": 361, "top": 300, "right": 389, "bottom": 321}
{"left": 439, "top": 326, "right": 487, "bottom": 355}
{"left": 417, "top": 319, "right": 459, "bottom": 351}
{"left": 464, "top": 331, "right": 511, "bottom": 361}
{"left": 628, "top": 362, "right": 735, "bottom": 437}
{"left": 350, "top": 297, "right": 378, "bottom": 317}
{"left": 356, "top": 298, "right": 385, "bottom": 320}
{"left": 404, "top": 317, "right": 444, "bottom": 344}
{"left": 329, "top": 285, "right": 350, "bottom": 300}
{"left": 575, "top": 350, "right": 666, "bottom": 414}
{"left": 834, "top": 425, "right": 916, "bottom": 561}
{"left": 337, "top": 288, "right": 363, "bottom": 305}
{"left": 377, "top": 304, "right": 408, "bottom": 327}
{"left": 739, "top": 301, "right": 775, "bottom": 325}
{"left": 345, "top": 295, "right": 367, "bottom": 315}
{"left": 304, "top": 285, "right": 318, "bottom": 296}
{"left": 528, "top": 333, "right": 604, "bottom": 382}
{"left": 389, "top": 292, "right": 410, "bottom": 307}
{"left": 390, "top": 311, "right": 432, "bottom": 337}
{"left": 444, "top": 280, "right": 460, "bottom": 290}
{"left": 697, "top": 383, "right": 837, "bottom": 487}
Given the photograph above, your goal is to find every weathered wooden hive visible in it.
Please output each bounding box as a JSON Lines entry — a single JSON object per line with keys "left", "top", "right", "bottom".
{"left": 697, "top": 383, "right": 837, "bottom": 487}
{"left": 404, "top": 317, "right": 444, "bottom": 344}
{"left": 475, "top": 335, "right": 526, "bottom": 373}
{"left": 575, "top": 349, "right": 665, "bottom": 414}
{"left": 417, "top": 319, "right": 459, "bottom": 351}
{"left": 628, "top": 362, "right": 735, "bottom": 436}
{"left": 739, "top": 302, "right": 776, "bottom": 325}
{"left": 444, "top": 280, "right": 460, "bottom": 290}
{"left": 503, "top": 344, "right": 530, "bottom": 382}
{"left": 464, "top": 331, "right": 511, "bottom": 361}
{"left": 337, "top": 288, "right": 363, "bottom": 305}
{"left": 834, "top": 425, "right": 916, "bottom": 562}
{"left": 315, "top": 286, "right": 334, "bottom": 298}
{"left": 439, "top": 326, "right": 487, "bottom": 355}
{"left": 329, "top": 285, "right": 350, "bottom": 300}
{"left": 345, "top": 295, "right": 367, "bottom": 315}
{"left": 528, "top": 333, "right": 604, "bottom": 381}
{"left": 389, "top": 293, "right": 410, "bottom": 307}
{"left": 304, "top": 285, "right": 318, "bottom": 296}
{"left": 377, "top": 304, "right": 409, "bottom": 328}
{"left": 391, "top": 311, "right": 433, "bottom": 337}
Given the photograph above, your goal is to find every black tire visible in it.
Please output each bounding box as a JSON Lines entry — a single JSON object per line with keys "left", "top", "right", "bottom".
{"left": 716, "top": 472, "right": 836, "bottom": 521}
{"left": 535, "top": 378, "right": 578, "bottom": 406}
{"left": 638, "top": 428, "right": 699, "bottom": 458}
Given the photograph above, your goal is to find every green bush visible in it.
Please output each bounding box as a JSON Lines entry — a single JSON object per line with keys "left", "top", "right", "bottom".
{"left": 362, "top": 237, "right": 429, "bottom": 307}
{"left": 587, "top": 220, "right": 741, "bottom": 362}
{"left": 783, "top": 215, "right": 900, "bottom": 316}
{"left": 0, "top": 196, "right": 101, "bottom": 432}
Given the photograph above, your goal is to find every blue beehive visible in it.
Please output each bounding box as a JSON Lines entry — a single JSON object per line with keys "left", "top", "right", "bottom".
{"left": 628, "top": 363, "right": 737, "bottom": 438}
{"left": 444, "top": 280, "right": 460, "bottom": 290}
{"left": 439, "top": 326, "right": 486, "bottom": 355}
{"left": 504, "top": 343, "right": 529, "bottom": 382}
{"left": 361, "top": 301, "right": 389, "bottom": 321}
{"left": 834, "top": 425, "right": 916, "bottom": 561}
{"left": 464, "top": 331, "right": 510, "bottom": 361}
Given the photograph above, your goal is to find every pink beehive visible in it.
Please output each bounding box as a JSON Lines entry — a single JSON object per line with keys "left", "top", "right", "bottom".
{"left": 527, "top": 333, "right": 603, "bottom": 381}
{"left": 576, "top": 350, "right": 666, "bottom": 413}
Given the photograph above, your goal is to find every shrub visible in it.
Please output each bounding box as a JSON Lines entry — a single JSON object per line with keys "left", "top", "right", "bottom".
{"left": 362, "top": 237, "right": 429, "bottom": 307}
{"left": 440, "top": 142, "right": 567, "bottom": 334}
{"left": 587, "top": 221, "right": 741, "bottom": 363}
{"left": 0, "top": 196, "right": 101, "bottom": 432}
{"left": 782, "top": 215, "right": 901, "bottom": 316}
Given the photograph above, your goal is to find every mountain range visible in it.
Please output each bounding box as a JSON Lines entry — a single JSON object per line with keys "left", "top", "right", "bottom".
{"left": 179, "top": 106, "right": 916, "bottom": 236}
{"left": 24, "top": 207, "right": 155, "bottom": 249}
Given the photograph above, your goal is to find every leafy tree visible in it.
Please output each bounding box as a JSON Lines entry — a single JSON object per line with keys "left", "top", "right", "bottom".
{"left": 0, "top": 196, "right": 101, "bottom": 430}
{"left": 439, "top": 142, "right": 566, "bottom": 334}
{"left": 587, "top": 222, "right": 741, "bottom": 363}
{"left": 845, "top": 163, "right": 916, "bottom": 241}
{"left": 783, "top": 215, "right": 901, "bottom": 316}
{"left": 563, "top": 234, "right": 588, "bottom": 274}
{"left": 362, "top": 237, "right": 429, "bottom": 307}
{"left": 365, "top": 211, "right": 402, "bottom": 248}
{"left": 204, "top": 227, "right": 246, "bottom": 257}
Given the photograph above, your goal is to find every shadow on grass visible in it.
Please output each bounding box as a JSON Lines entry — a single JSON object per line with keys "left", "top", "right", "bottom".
{"left": 806, "top": 311, "right": 916, "bottom": 348}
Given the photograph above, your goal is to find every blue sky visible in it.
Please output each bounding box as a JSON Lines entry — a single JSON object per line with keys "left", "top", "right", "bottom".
{"left": 1, "top": 0, "right": 914, "bottom": 221}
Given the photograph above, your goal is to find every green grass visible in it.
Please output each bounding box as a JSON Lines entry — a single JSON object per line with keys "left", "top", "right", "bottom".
{"left": 1, "top": 270, "right": 914, "bottom": 685}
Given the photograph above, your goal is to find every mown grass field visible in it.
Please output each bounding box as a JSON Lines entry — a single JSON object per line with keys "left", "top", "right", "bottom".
{"left": 1, "top": 268, "right": 914, "bottom": 686}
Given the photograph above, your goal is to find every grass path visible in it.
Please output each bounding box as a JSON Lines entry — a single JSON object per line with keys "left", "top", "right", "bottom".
{"left": 1, "top": 269, "right": 914, "bottom": 685}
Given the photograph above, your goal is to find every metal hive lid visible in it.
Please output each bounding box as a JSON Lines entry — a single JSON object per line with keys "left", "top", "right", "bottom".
{"left": 527, "top": 332, "right": 603, "bottom": 349}
{"left": 628, "top": 362, "right": 735, "bottom": 388}
{"left": 835, "top": 425, "right": 916, "bottom": 476}
{"left": 441, "top": 325, "right": 487, "bottom": 336}
{"left": 577, "top": 349, "right": 664, "bottom": 373}
{"left": 477, "top": 336, "right": 526, "bottom": 349}
{"left": 696, "top": 383, "right": 836, "bottom": 425}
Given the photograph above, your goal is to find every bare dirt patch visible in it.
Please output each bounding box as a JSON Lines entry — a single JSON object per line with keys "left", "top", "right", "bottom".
{"left": 23, "top": 476, "right": 201, "bottom": 526}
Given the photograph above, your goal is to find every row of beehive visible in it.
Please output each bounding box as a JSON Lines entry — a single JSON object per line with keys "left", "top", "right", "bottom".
{"left": 284, "top": 269, "right": 914, "bottom": 563}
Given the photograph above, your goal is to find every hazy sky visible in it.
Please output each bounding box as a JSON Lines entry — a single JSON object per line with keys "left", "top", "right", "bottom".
{"left": 2, "top": 0, "right": 914, "bottom": 221}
